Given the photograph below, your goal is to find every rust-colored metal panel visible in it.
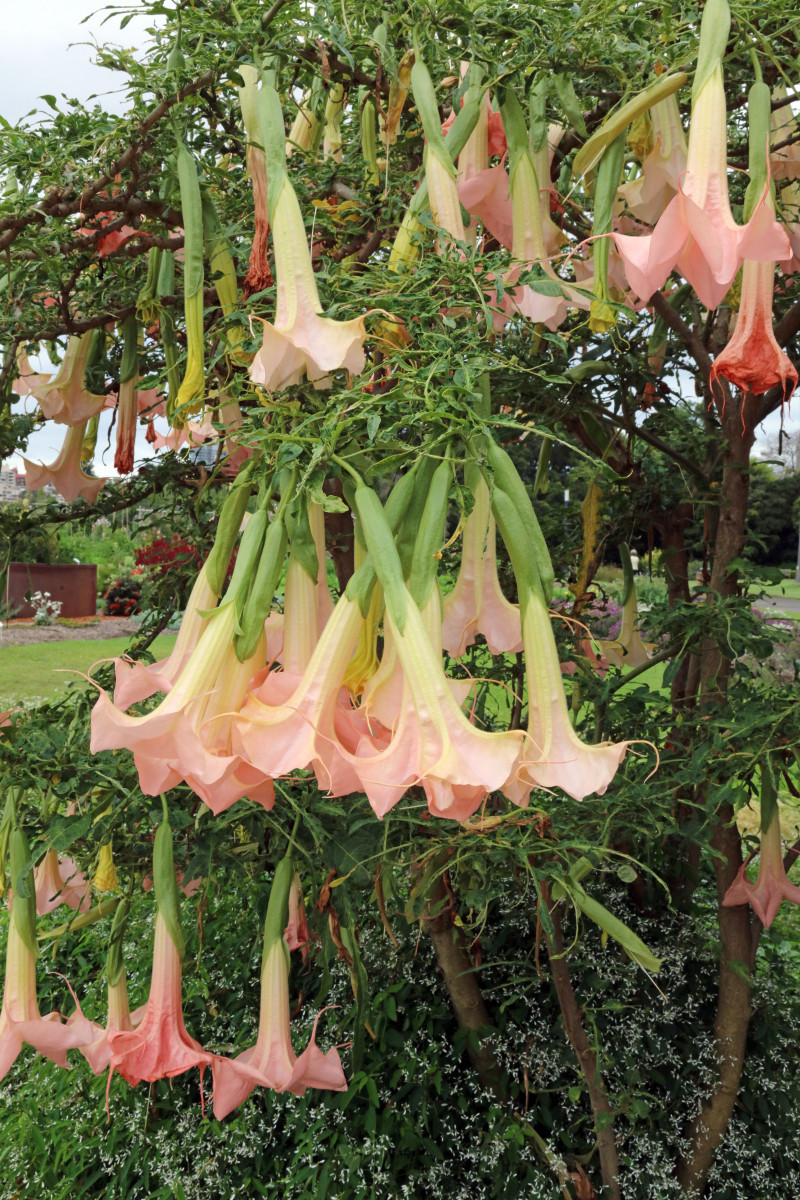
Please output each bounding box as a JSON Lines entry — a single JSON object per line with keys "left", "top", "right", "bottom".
{"left": 5, "top": 563, "right": 98, "bottom": 619}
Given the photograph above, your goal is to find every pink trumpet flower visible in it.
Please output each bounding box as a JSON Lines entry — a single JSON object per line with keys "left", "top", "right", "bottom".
{"left": 92, "top": 602, "right": 274, "bottom": 815}
{"left": 442, "top": 476, "right": 523, "bottom": 657}
{"left": 249, "top": 177, "right": 368, "bottom": 391}
{"left": 113, "top": 561, "right": 218, "bottom": 708}
{"left": 80, "top": 978, "right": 145, "bottom": 1076}
{"left": 108, "top": 912, "right": 211, "bottom": 1087}
{"left": 23, "top": 420, "right": 105, "bottom": 504}
{"left": 503, "top": 591, "right": 628, "bottom": 804}
{"left": 34, "top": 850, "right": 90, "bottom": 915}
{"left": 618, "top": 93, "right": 688, "bottom": 226}
{"left": 770, "top": 89, "right": 800, "bottom": 182}
{"left": 212, "top": 939, "right": 346, "bottom": 1119}
{"left": 113, "top": 375, "right": 138, "bottom": 476}
{"left": 613, "top": 63, "right": 790, "bottom": 309}
{"left": 723, "top": 807, "right": 800, "bottom": 927}
{"left": 597, "top": 588, "right": 654, "bottom": 670}
{"left": 12, "top": 348, "right": 52, "bottom": 398}
{"left": 0, "top": 908, "right": 94, "bottom": 1081}
{"left": 709, "top": 194, "right": 798, "bottom": 403}
{"left": 351, "top": 589, "right": 524, "bottom": 821}
{"left": 29, "top": 334, "right": 107, "bottom": 426}
{"left": 233, "top": 593, "right": 367, "bottom": 798}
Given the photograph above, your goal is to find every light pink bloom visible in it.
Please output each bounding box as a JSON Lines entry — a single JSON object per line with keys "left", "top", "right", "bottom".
{"left": 12, "top": 348, "right": 52, "bottom": 398}
{"left": 233, "top": 594, "right": 367, "bottom": 797}
{"left": 459, "top": 164, "right": 514, "bottom": 249}
{"left": 618, "top": 93, "right": 688, "bottom": 225}
{"left": 442, "top": 476, "right": 522, "bottom": 657}
{"left": 149, "top": 416, "right": 217, "bottom": 453}
{"left": 23, "top": 421, "right": 106, "bottom": 504}
{"left": 34, "top": 850, "right": 90, "bottom": 915}
{"left": 108, "top": 912, "right": 211, "bottom": 1086}
{"left": 723, "top": 809, "right": 800, "bottom": 927}
{"left": 212, "top": 938, "right": 346, "bottom": 1119}
{"left": 613, "top": 65, "right": 790, "bottom": 308}
{"left": 249, "top": 178, "right": 368, "bottom": 391}
{"left": 29, "top": 334, "right": 107, "bottom": 426}
{"left": 770, "top": 89, "right": 800, "bottom": 181}
{"left": 0, "top": 911, "right": 95, "bottom": 1081}
{"left": 504, "top": 592, "right": 628, "bottom": 804}
{"left": 351, "top": 589, "right": 524, "bottom": 821}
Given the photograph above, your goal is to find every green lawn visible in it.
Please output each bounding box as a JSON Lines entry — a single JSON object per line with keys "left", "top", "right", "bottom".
{"left": 750, "top": 579, "right": 800, "bottom": 600}
{"left": 0, "top": 634, "right": 176, "bottom": 707}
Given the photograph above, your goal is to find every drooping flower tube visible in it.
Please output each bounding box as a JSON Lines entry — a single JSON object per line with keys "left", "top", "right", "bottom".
{"left": 709, "top": 80, "right": 798, "bottom": 403}
{"left": 618, "top": 93, "right": 688, "bottom": 225}
{"left": 113, "top": 315, "right": 140, "bottom": 476}
{"left": 237, "top": 65, "right": 274, "bottom": 297}
{"left": 108, "top": 817, "right": 211, "bottom": 1087}
{"left": 596, "top": 545, "right": 654, "bottom": 670}
{"left": 442, "top": 474, "right": 522, "bottom": 658}
{"left": 212, "top": 855, "right": 346, "bottom": 1119}
{"left": 92, "top": 494, "right": 277, "bottom": 814}
{"left": 249, "top": 80, "right": 369, "bottom": 391}
{"left": 80, "top": 899, "right": 145, "bottom": 1076}
{"left": 441, "top": 65, "right": 507, "bottom": 247}
{"left": 23, "top": 420, "right": 106, "bottom": 504}
{"left": 113, "top": 468, "right": 254, "bottom": 708}
{"left": 0, "top": 828, "right": 95, "bottom": 1081}
{"left": 486, "top": 441, "right": 628, "bottom": 803}
{"left": 34, "top": 849, "right": 90, "bottom": 915}
{"left": 343, "top": 480, "right": 524, "bottom": 821}
{"left": 723, "top": 764, "right": 800, "bottom": 927}
{"left": 28, "top": 332, "right": 107, "bottom": 426}
{"left": 612, "top": 0, "right": 790, "bottom": 309}
{"left": 12, "top": 346, "right": 52, "bottom": 398}
{"left": 171, "top": 142, "right": 206, "bottom": 419}
{"left": 413, "top": 59, "right": 467, "bottom": 249}
{"left": 495, "top": 91, "right": 590, "bottom": 331}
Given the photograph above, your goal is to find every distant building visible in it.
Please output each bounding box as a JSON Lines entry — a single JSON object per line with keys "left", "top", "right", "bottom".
{"left": 0, "top": 465, "right": 27, "bottom": 502}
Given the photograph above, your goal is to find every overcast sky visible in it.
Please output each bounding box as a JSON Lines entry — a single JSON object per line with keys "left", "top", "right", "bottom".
{"left": 2, "top": 1, "right": 796, "bottom": 478}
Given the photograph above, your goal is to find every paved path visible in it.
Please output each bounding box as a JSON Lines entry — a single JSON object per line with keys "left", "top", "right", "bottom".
{"left": 752, "top": 595, "right": 800, "bottom": 614}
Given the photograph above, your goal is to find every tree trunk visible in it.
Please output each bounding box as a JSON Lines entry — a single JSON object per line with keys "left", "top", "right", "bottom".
{"left": 676, "top": 399, "right": 757, "bottom": 1197}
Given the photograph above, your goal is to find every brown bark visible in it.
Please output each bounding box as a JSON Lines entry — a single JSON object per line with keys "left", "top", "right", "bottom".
{"left": 676, "top": 401, "right": 756, "bottom": 1198}
{"left": 544, "top": 890, "right": 622, "bottom": 1200}
{"left": 421, "top": 872, "right": 506, "bottom": 1100}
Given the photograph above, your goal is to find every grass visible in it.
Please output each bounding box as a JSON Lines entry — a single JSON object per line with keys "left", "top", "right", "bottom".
{"left": 750, "top": 580, "right": 800, "bottom": 600}
{"left": 0, "top": 634, "right": 176, "bottom": 707}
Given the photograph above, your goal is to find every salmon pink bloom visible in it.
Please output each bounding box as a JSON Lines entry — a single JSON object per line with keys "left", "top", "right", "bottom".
{"left": 504, "top": 591, "right": 628, "bottom": 804}
{"left": 23, "top": 420, "right": 105, "bottom": 504}
{"left": 709, "top": 195, "right": 798, "bottom": 403}
{"left": 442, "top": 476, "right": 523, "bottom": 657}
{"left": 34, "top": 850, "right": 90, "bottom": 915}
{"left": 213, "top": 856, "right": 345, "bottom": 1118}
{"left": 618, "top": 93, "right": 688, "bottom": 226}
{"left": 108, "top": 914, "right": 210, "bottom": 1087}
{"left": 283, "top": 872, "right": 311, "bottom": 959}
{"left": 80, "top": 978, "right": 145, "bottom": 1076}
{"left": 723, "top": 806, "right": 800, "bottom": 927}
{"left": 350, "top": 588, "right": 524, "bottom": 821}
